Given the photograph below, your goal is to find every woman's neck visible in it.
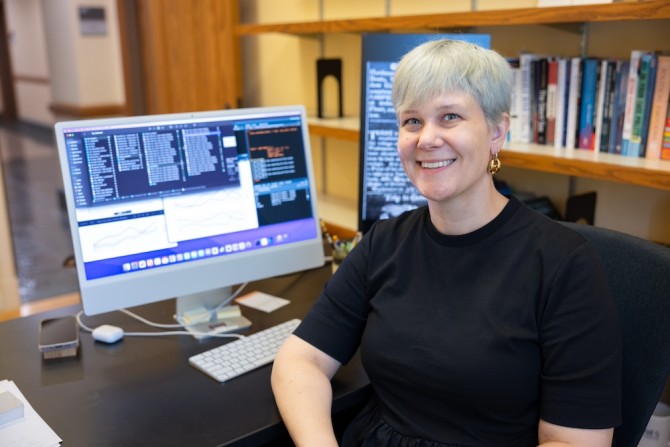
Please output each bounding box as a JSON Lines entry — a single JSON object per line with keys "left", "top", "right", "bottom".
{"left": 428, "top": 189, "right": 509, "bottom": 235}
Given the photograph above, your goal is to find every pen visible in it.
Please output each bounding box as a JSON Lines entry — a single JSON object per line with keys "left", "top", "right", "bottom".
{"left": 320, "top": 219, "right": 335, "bottom": 249}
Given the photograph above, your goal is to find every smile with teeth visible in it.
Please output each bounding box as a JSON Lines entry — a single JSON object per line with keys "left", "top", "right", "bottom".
{"left": 419, "top": 160, "right": 455, "bottom": 169}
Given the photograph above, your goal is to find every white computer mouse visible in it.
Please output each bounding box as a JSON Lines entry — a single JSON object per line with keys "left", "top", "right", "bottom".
{"left": 91, "top": 325, "right": 124, "bottom": 343}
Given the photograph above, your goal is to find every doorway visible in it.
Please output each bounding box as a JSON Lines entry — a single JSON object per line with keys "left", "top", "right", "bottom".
{"left": 0, "top": 0, "right": 17, "bottom": 121}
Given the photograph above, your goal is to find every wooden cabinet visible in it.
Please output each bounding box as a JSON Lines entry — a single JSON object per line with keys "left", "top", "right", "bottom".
{"left": 118, "top": 0, "right": 241, "bottom": 115}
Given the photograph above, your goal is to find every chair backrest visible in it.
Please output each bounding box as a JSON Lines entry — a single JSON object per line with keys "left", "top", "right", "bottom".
{"left": 561, "top": 222, "right": 670, "bottom": 447}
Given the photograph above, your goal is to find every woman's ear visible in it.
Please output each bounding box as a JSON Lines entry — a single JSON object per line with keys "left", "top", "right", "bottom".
{"left": 490, "top": 113, "right": 510, "bottom": 155}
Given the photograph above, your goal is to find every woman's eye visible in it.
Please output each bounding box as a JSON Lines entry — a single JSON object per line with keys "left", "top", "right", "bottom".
{"left": 402, "top": 118, "right": 420, "bottom": 127}
{"left": 442, "top": 113, "right": 459, "bottom": 122}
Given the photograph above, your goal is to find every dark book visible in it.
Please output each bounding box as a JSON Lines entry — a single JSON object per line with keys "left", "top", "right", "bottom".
{"left": 534, "top": 58, "right": 549, "bottom": 144}
{"left": 609, "top": 60, "right": 630, "bottom": 154}
{"left": 598, "top": 60, "right": 617, "bottom": 153}
{"left": 628, "top": 52, "right": 657, "bottom": 157}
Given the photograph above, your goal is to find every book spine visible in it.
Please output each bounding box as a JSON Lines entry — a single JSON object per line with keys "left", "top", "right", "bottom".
{"left": 645, "top": 55, "right": 670, "bottom": 160}
{"left": 638, "top": 53, "right": 658, "bottom": 157}
{"left": 508, "top": 58, "right": 523, "bottom": 144}
{"left": 621, "top": 50, "right": 642, "bottom": 156}
{"left": 593, "top": 59, "right": 610, "bottom": 152}
{"left": 546, "top": 59, "right": 559, "bottom": 145}
{"left": 629, "top": 52, "right": 656, "bottom": 157}
{"left": 599, "top": 60, "right": 617, "bottom": 153}
{"left": 566, "top": 57, "right": 582, "bottom": 150}
{"left": 609, "top": 60, "right": 630, "bottom": 154}
{"left": 554, "top": 58, "right": 568, "bottom": 149}
{"left": 535, "top": 58, "right": 549, "bottom": 145}
{"left": 519, "top": 54, "right": 535, "bottom": 144}
{"left": 578, "top": 58, "right": 599, "bottom": 150}
{"left": 661, "top": 104, "right": 670, "bottom": 160}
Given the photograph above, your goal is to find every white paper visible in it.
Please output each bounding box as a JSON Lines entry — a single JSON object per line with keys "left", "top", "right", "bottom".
{"left": 0, "top": 380, "right": 61, "bottom": 447}
{"left": 236, "top": 291, "right": 290, "bottom": 313}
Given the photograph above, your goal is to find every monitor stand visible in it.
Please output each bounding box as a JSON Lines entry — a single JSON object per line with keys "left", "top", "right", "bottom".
{"left": 174, "top": 287, "right": 252, "bottom": 340}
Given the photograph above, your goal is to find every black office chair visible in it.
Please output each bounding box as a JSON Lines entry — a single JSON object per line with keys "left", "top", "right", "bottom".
{"left": 561, "top": 222, "right": 670, "bottom": 447}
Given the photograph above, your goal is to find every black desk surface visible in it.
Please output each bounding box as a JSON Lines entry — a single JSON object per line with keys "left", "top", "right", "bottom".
{"left": 0, "top": 265, "right": 370, "bottom": 446}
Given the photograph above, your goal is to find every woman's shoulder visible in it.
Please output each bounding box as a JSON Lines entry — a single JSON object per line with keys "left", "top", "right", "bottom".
{"left": 510, "top": 199, "right": 589, "bottom": 254}
{"left": 368, "top": 206, "right": 428, "bottom": 235}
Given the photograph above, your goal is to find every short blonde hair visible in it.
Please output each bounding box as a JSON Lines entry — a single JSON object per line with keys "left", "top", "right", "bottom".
{"left": 391, "top": 38, "right": 512, "bottom": 128}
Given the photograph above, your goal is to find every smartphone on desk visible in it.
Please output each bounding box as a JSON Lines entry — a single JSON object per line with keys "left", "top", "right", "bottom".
{"left": 38, "top": 316, "right": 79, "bottom": 360}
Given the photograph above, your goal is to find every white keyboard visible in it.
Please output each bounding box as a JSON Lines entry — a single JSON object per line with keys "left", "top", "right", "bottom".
{"left": 189, "top": 318, "right": 300, "bottom": 382}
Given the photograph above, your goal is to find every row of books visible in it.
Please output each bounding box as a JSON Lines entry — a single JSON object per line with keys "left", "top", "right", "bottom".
{"left": 508, "top": 50, "right": 670, "bottom": 161}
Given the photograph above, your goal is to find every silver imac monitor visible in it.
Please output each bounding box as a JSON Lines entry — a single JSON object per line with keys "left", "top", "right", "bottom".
{"left": 55, "top": 105, "right": 324, "bottom": 333}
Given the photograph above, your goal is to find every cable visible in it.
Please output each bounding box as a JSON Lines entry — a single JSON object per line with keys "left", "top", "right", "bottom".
{"left": 211, "top": 282, "right": 248, "bottom": 315}
{"left": 119, "top": 308, "right": 183, "bottom": 329}
{"left": 75, "top": 310, "right": 95, "bottom": 332}
{"left": 106, "top": 282, "right": 249, "bottom": 331}
{"left": 122, "top": 330, "right": 244, "bottom": 339}
{"left": 75, "top": 310, "right": 245, "bottom": 340}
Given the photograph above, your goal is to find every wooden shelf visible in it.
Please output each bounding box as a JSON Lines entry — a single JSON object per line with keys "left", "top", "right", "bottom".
{"left": 500, "top": 143, "right": 670, "bottom": 191}
{"left": 306, "top": 117, "right": 670, "bottom": 191}
{"left": 246, "top": 2, "right": 670, "bottom": 192}
{"left": 236, "top": 1, "right": 670, "bottom": 36}
{"left": 308, "top": 117, "right": 359, "bottom": 141}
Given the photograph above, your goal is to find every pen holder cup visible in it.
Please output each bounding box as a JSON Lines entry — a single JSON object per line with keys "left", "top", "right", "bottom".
{"left": 329, "top": 232, "right": 362, "bottom": 275}
{"left": 331, "top": 246, "right": 348, "bottom": 274}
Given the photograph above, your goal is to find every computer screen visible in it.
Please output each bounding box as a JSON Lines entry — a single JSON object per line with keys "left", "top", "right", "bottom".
{"left": 55, "top": 105, "right": 324, "bottom": 329}
{"left": 358, "top": 34, "right": 491, "bottom": 233}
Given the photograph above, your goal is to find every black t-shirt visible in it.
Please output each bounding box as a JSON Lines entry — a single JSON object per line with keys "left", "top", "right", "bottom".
{"left": 294, "top": 197, "right": 622, "bottom": 446}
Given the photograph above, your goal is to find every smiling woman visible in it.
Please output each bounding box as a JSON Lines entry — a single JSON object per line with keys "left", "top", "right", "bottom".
{"left": 393, "top": 39, "right": 511, "bottom": 235}
{"left": 271, "top": 38, "right": 622, "bottom": 447}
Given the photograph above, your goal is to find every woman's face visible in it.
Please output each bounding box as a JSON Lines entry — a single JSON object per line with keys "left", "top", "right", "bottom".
{"left": 396, "top": 91, "right": 505, "bottom": 206}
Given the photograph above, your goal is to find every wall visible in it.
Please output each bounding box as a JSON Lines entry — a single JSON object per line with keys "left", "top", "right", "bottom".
{"left": 41, "top": 0, "right": 125, "bottom": 120}
{"left": 239, "top": 0, "right": 670, "bottom": 243}
{"left": 5, "top": 0, "right": 52, "bottom": 125}
{"left": 3, "top": 0, "right": 125, "bottom": 126}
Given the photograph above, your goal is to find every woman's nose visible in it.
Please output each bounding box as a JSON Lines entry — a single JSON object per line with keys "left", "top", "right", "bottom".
{"left": 417, "top": 122, "right": 443, "bottom": 150}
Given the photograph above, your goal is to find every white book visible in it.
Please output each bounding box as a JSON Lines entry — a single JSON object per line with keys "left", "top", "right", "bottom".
{"left": 509, "top": 62, "right": 523, "bottom": 143}
{"left": 566, "top": 57, "right": 582, "bottom": 150}
{"left": 554, "top": 58, "right": 568, "bottom": 149}
{"left": 518, "top": 53, "right": 537, "bottom": 144}
{"left": 621, "top": 50, "right": 643, "bottom": 156}
{"left": 593, "top": 59, "right": 609, "bottom": 152}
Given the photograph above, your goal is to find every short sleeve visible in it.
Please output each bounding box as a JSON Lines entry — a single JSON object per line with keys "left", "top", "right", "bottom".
{"left": 293, "top": 231, "right": 372, "bottom": 364}
{"left": 539, "top": 241, "right": 622, "bottom": 428}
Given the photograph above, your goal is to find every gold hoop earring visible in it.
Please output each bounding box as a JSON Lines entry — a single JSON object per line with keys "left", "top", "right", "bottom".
{"left": 488, "top": 152, "right": 501, "bottom": 175}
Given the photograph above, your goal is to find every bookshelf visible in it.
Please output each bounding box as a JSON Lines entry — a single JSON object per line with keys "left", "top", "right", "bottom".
{"left": 239, "top": 1, "right": 670, "bottom": 193}
{"left": 306, "top": 117, "right": 670, "bottom": 191}
{"left": 235, "top": 1, "right": 670, "bottom": 35}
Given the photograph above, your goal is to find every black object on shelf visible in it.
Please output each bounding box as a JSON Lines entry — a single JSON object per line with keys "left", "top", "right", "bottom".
{"left": 317, "top": 58, "right": 343, "bottom": 118}
{"left": 565, "top": 191, "right": 597, "bottom": 225}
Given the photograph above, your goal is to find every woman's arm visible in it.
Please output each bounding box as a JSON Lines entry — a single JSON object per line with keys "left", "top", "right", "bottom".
{"left": 271, "top": 334, "right": 342, "bottom": 447}
{"left": 538, "top": 419, "right": 613, "bottom": 447}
